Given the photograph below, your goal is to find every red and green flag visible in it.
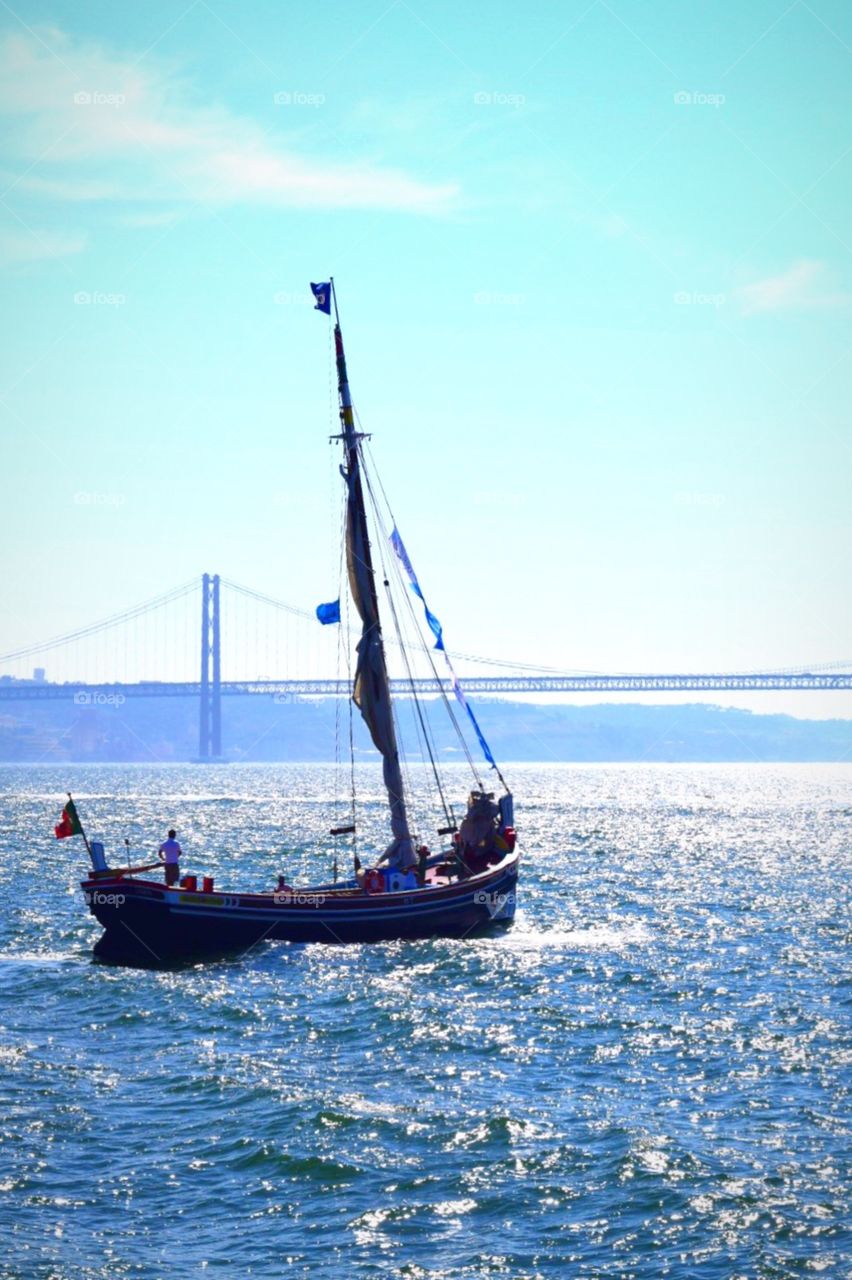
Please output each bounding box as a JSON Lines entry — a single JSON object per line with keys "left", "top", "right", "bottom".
{"left": 54, "top": 799, "right": 83, "bottom": 840}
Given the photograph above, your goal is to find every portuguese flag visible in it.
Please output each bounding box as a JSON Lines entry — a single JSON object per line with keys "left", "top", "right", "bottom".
{"left": 55, "top": 798, "right": 83, "bottom": 840}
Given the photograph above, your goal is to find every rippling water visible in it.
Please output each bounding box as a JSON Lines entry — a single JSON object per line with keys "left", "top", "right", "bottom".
{"left": 0, "top": 763, "right": 849, "bottom": 1278}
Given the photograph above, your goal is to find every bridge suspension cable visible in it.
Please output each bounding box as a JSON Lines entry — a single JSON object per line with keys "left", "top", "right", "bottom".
{"left": 220, "top": 578, "right": 316, "bottom": 622}
{"left": 2, "top": 570, "right": 850, "bottom": 683}
{"left": 221, "top": 577, "right": 852, "bottom": 680}
{"left": 221, "top": 577, "right": 588, "bottom": 675}
{"left": 0, "top": 578, "right": 200, "bottom": 665}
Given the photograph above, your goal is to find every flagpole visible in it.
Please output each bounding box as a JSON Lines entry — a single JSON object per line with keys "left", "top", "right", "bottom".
{"left": 68, "top": 791, "right": 93, "bottom": 859}
{"left": 330, "top": 276, "right": 340, "bottom": 327}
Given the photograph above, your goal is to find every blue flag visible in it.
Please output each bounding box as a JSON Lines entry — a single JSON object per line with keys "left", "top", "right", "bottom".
{"left": 310, "top": 282, "right": 331, "bottom": 315}
{"left": 316, "top": 599, "right": 340, "bottom": 625}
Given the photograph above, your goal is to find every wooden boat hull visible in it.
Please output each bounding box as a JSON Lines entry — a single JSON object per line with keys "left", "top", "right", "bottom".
{"left": 81, "top": 854, "right": 519, "bottom": 966}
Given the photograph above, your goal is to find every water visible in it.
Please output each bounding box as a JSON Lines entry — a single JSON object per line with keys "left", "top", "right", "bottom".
{"left": 0, "top": 763, "right": 849, "bottom": 1278}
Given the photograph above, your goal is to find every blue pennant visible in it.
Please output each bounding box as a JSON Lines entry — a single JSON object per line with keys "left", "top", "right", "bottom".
{"left": 389, "top": 526, "right": 444, "bottom": 651}
{"left": 389, "top": 525, "right": 498, "bottom": 772}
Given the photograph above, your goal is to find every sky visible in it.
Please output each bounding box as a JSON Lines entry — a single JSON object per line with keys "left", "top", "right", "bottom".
{"left": 1, "top": 0, "right": 851, "bottom": 718}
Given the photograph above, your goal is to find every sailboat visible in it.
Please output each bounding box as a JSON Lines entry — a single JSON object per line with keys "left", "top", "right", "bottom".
{"left": 79, "top": 281, "right": 519, "bottom": 965}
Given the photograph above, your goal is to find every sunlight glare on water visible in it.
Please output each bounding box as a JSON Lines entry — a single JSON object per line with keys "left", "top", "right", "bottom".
{"left": 0, "top": 762, "right": 849, "bottom": 1278}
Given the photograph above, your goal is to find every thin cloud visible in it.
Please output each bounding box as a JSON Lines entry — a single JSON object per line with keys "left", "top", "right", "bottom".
{"left": 0, "top": 29, "right": 458, "bottom": 215}
{"left": 735, "top": 259, "right": 850, "bottom": 315}
{"left": 10, "top": 174, "right": 121, "bottom": 201}
{"left": 118, "top": 209, "right": 182, "bottom": 228}
{"left": 0, "top": 228, "right": 86, "bottom": 265}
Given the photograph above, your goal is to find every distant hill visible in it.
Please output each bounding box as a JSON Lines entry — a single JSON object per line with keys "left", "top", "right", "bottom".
{"left": 1, "top": 695, "right": 850, "bottom": 763}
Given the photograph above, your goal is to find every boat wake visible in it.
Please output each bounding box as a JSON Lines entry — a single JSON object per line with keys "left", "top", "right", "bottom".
{"left": 0, "top": 949, "right": 83, "bottom": 967}
{"left": 496, "top": 912, "right": 651, "bottom": 951}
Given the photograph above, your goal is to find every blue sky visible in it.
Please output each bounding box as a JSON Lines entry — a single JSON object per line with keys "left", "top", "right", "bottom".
{"left": 1, "top": 0, "right": 851, "bottom": 716}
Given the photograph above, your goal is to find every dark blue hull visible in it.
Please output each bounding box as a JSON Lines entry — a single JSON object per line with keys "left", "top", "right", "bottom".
{"left": 82, "top": 855, "right": 519, "bottom": 966}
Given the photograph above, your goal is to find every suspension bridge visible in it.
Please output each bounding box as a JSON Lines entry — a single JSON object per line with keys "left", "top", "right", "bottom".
{"left": 0, "top": 574, "right": 849, "bottom": 759}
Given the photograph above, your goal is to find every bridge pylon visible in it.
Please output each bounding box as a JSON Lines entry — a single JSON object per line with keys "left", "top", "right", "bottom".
{"left": 198, "top": 573, "right": 221, "bottom": 759}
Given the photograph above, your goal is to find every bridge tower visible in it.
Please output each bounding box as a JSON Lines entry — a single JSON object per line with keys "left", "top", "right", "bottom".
{"left": 199, "top": 573, "right": 221, "bottom": 759}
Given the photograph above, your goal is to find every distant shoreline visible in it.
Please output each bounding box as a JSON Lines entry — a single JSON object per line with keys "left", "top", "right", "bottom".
{"left": 2, "top": 757, "right": 851, "bottom": 767}
{"left": 1, "top": 697, "right": 851, "bottom": 765}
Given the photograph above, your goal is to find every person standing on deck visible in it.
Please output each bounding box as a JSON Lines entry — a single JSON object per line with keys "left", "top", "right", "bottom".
{"left": 158, "top": 828, "right": 182, "bottom": 886}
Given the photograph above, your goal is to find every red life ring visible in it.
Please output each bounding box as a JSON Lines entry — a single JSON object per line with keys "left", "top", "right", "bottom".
{"left": 363, "top": 869, "right": 384, "bottom": 895}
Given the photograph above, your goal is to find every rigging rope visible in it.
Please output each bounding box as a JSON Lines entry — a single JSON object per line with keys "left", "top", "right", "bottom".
{"left": 361, "top": 439, "right": 487, "bottom": 789}
{"left": 368, "top": 479, "right": 454, "bottom": 834}
{"left": 360, "top": 446, "right": 484, "bottom": 800}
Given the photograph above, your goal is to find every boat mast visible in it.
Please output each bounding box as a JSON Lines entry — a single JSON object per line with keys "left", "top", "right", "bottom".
{"left": 332, "top": 283, "right": 381, "bottom": 646}
{"left": 330, "top": 280, "right": 413, "bottom": 859}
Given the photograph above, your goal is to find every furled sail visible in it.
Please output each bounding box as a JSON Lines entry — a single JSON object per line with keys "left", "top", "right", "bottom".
{"left": 334, "top": 316, "right": 414, "bottom": 867}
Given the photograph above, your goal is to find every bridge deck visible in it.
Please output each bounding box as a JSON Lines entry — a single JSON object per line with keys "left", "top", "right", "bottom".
{"left": 1, "top": 674, "right": 850, "bottom": 699}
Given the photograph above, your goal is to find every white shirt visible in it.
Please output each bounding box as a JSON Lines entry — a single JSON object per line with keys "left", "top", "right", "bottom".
{"left": 159, "top": 838, "right": 182, "bottom": 865}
